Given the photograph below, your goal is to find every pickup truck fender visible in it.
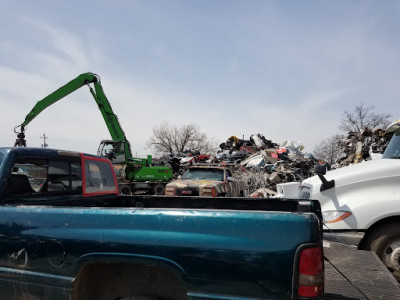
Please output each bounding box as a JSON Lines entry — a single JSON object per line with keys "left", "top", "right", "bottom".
{"left": 74, "top": 252, "right": 187, "bottom": 274}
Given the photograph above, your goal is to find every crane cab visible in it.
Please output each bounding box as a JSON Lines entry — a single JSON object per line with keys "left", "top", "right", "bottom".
{"left": 97, "top": 140, "right": 128, "bottom": 163}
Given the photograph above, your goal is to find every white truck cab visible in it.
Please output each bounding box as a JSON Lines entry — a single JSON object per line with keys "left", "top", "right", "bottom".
{"left": 299, "top": 120, "right": 400, "bottom": 281}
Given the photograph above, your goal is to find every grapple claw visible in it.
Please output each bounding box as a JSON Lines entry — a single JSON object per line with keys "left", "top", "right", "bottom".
{"left": 14, "top": 125, "right": 27, "bottom": 147}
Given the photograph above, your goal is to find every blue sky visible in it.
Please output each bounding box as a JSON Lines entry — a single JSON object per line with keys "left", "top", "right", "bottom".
{"left": 1, "top": 1, "right": 399, "bottom": 156}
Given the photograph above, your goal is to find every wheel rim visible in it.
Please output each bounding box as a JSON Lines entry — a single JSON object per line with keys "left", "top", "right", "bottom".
{"left": 383, "top": 239, "right": 400, "bottom": 278}
{"left": 119, "top": 185, "right": 131, "bottom": 195}
{"left": 153, "top": 184, "right": 165, "bottom": 195}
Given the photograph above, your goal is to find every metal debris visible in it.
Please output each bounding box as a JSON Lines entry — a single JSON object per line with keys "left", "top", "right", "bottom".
{"left": 335, "top": 128, "right": 393, "bottom": 167}
{"left": 157, "top": 127, "right": 393, "bottom": 197}
{"left": 213, "top": 135, "right": 319, "bottom": 197}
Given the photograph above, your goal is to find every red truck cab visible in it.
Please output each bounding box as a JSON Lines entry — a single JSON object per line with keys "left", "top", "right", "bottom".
{"left": 4, "top": 148, "right": 118, "bottom": 200}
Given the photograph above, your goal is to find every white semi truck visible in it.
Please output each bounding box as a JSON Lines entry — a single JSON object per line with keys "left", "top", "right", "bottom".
{"left": 298, "top": 120, "right": 400, "bottom": 281}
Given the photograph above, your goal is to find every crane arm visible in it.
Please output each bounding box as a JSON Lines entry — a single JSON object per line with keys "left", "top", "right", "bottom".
{"left": 14, "top": 73, "right": 132, "bottom": 158}
{"left": 18, "top": 73, "right": 97, "bottom": 130}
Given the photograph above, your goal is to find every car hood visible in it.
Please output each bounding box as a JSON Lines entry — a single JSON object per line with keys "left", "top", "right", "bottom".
{"left": 304, "top": 158, "right": 400, "bottom": 188}
{"left": 168, "top": 179, "right": 222, "bottom": 188}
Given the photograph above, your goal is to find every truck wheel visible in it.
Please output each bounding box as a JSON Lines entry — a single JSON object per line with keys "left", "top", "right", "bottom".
{"left": 119, "top": 185, "right": 132, "bottom": 195}
{"left": 152, "top": 183, "right": 165, "bottom": 195}
{"left": 362, "top": 223, "right": 400, "bottom": 281}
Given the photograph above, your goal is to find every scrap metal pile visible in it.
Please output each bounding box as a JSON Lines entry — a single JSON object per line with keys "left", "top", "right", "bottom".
{"left": 215, "top": 134, "right": 319, "bottom": 197}
{"left": 157, "top": 134, "right": 319, "bottom": 196}
{"left": 160, "top": 150, "right": 210, "bottom": 178}
{"left": 214, "top": 127, "right": 394, "bottom": 197}
{"left": 158, "top": 128, "right": 394, "bottom": 198}
{"left": 335, "top": 128, "right": 393, "bottom": 167}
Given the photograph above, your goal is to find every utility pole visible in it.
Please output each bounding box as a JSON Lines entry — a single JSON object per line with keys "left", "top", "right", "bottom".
{"left": 41, "top": 133, "right": 48, "bottom": 148}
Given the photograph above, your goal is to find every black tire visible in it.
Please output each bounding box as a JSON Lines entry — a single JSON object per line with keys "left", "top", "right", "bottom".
{"left": 362, "top": 223, "right": 400, "bottom": 281}
{"left": 152, "top": 183, "right": 165, "bottom": 195}
{"left": 119, "top": 184, "right": 132, "bottom": 195}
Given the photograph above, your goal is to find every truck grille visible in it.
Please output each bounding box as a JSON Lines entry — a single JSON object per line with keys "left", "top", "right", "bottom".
{"left": 298, "top": 184, "right": 311, "bottom": 199}
{"left": 176, "top": 187, "right": 199, "bottom": 196}
{"left": 299, "top": 190, "right": 311, "bottom": 199}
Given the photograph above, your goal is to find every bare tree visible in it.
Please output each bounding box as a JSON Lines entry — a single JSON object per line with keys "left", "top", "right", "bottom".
{"left": 313, "top": 134, "right": 344, "bottom": 164}
{"left": 146, "top": 121, "right": 218, "bottom": 155}
{"left": 339, "top": 103, "right": 392, "bottom": 132}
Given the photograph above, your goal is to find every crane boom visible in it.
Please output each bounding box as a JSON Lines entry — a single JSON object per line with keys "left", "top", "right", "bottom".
{"left": 14, "top": 72, "right": 173, "bottom": 194}
{"left": 15, "top": 73, "right": 132, "bottom": 158}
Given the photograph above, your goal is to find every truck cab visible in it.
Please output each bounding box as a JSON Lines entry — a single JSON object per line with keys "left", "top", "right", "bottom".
{"left": 97, "top": 140, "right": 128, "bottom": 163}
{"left": 0, "top": 147, "right": 118, "bottom": 200}
{"left": 298, "top": 120, "right": 400, "bottom": 281}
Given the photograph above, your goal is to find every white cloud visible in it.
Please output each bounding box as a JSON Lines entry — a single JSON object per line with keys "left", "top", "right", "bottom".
{"left": 1, "top": 1, "right": 400, "bottom": 157}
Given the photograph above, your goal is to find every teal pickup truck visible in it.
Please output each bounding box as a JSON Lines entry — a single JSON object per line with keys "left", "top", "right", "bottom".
{"left": 0, "top": 147, "right": 324, "bottom": 300}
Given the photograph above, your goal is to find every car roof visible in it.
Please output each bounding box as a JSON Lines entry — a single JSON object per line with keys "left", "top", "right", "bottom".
{"left": 188, "top": 164, "right": 232, "bottom": 171}
{"left": 0, "top": 147, "right": 97, "bottom": 159}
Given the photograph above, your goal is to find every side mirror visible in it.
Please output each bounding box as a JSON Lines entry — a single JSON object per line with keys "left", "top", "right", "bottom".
{"left": 227, "top": 176, "right": 235, "bottom": 182}
{"left": 315, "top": 164, "right": 327, "bottom": 175}
{"left": 315, "top": 164, "right": 335, "bottom": 192}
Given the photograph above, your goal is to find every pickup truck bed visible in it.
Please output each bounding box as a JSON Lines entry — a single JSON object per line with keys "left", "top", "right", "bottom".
{"left": 0, "top": 195, "right": 322, "bottom": 300}
{"left": 0, "top": 147, "right": 324, "bottom": 299}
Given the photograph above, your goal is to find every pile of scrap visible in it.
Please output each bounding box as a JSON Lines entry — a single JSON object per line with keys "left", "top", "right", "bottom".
{"left": 335, "top": 128, "right": 393, "bottom": 167}
{"left": 215, "top": 134, "right": 318, "bottom": 197}
{"left": 161, "top": 150, "right": 211, "bottom": 178}
{"left": 158, "top": 128, "right": 393, "bottom": 197}
{"left": 216, "top": 134, "right": 278, "bottom": 162}
{"left": 207, "top": 126, "right": 394, "bottom": 197}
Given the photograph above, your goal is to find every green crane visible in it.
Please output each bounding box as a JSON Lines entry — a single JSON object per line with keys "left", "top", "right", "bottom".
{"left": 14, "top": 72, "right": 173, "bottom": 195}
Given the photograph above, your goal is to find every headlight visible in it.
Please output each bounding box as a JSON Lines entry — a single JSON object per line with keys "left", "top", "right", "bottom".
{"left": 165, "top": 186, "right": 175, "bottom": 196}
{"left": 202, "top": 187, "right": 216, "bottom": 197}
{"left": 323, "top": 210, "right": 352, "bottom": 223}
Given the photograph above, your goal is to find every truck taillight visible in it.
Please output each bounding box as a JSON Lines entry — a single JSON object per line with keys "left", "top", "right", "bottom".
{"left": 297, "top": 246, "right": 324, "bottom": 298}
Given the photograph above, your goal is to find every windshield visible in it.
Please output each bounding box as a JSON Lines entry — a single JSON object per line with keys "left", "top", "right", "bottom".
{"left": 99, "top": 143, "right": 114, "bottom": 157}
{"left": 84, "top": 158, "right": 117, "bottom": 194}
{"left": 98, "top": 141, "right": 125, "bottom": 163}
{"left": 382, "top": 130, "right": 400, "bottom": 159}
{"left": 182, "top": 168, "right": 225, "bottom": 181}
